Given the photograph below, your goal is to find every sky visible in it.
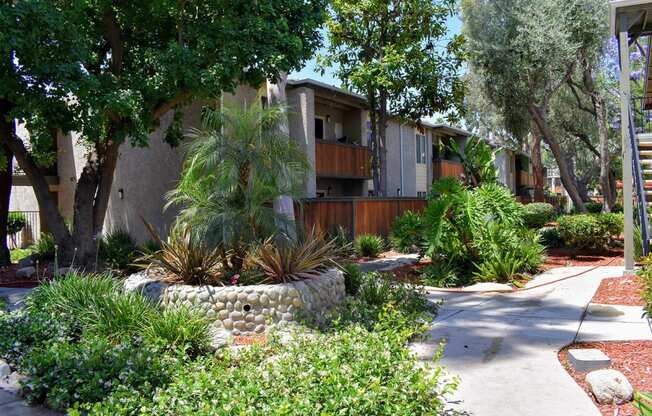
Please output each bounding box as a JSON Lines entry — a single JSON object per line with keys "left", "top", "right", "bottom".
{"left": 289, "top": 15, "right": 464, "bottom": 88}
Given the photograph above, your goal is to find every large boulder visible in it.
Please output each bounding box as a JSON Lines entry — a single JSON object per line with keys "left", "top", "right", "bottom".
{"left": 124, "top": 271, "right": 169, "bottom": 301}
{"left": 586, "top": 369, "right": 633, "bottom": 404}
{"left": 16, "top": 266, "right": 36, "bottom": 279}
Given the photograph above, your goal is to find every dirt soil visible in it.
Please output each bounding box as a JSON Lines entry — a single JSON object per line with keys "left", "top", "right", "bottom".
{"left": 591, "top": 275, "right": 646, "bottom": 306}
{"left": 559, "top": 341, "right": 652, "bottom": 416}
{"left": 542, "top": 247, "right": 624, "bottom": 271}
{"left": 0, "top": 264, "right": 53, "bottom": 288}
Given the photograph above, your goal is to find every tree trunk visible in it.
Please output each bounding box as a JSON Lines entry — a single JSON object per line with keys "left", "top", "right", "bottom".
{"left": 594, "top": 96, "right": 615, "bottom": 212}
{"left": 368, "top": 92, "right": 381, "bottom": 196}
{"left": 267, "top": 72, "right": 297, "bottom": 241}
{"left": 377, "top": 90, "right": 388, "bottom": 197}
{"left": 530, "top": 128, "right": 545, "bottom": 202}
{"left": 4, "top": 125, "right": 74, "bottom": 258}
{"left": 0, "top": 103, "right": 14, "bottom": 266}
{"left": 528, "top": 101, "right": 587, "bottom": 212}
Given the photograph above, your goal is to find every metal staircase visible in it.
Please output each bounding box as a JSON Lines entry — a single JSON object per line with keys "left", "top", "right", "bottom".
{"left": 630, "top": 102, "right": 651, "bottom": 256}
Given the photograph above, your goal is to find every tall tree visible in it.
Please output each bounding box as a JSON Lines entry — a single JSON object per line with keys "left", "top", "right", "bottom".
{"left": 461, "top": 0, "right": 612, "bottom": 212}
{"left": 1, "top": 1, "right": 325, "bottom": 267}
{"left": 321, "top": 0, "right": 465, "bottom": 195}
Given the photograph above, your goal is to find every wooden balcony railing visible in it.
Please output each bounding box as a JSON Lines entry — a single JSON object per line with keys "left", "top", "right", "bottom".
{"left": 315, "top": 141, "right": 371, "bottom": 179}
{"left": 432, "top": 159, "right": 464, "bottom": 180}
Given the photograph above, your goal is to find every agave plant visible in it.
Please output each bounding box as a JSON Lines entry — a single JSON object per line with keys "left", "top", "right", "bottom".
{"left": 634, "top": 391, "right": 652, "bottom": 415}
{"left": 251, "top": 229, "right": 340, "bottom": 283}
{"left": 138, "top": 222, "right": 224, "bottom": 286}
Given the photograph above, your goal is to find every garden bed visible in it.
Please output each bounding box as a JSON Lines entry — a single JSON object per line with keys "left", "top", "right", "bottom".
{"left": 541, "top": 247, "right": 624, "bottom": 270}
{"left": 591, "top": 275, "right": 646, "bottom": 306}
{"left": 559, "top": 341, "right": 652, "bottom": 416}
{"left": 125, "top": 268, "right": 346, "bottom": 336}
{"left": 0, "top": 265, "right": 53, "bottom": 288}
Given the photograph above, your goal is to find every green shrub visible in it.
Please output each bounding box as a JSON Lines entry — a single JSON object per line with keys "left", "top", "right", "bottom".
{"left": 143, "top": 306, "right": 209, "bottom": 355}
{"left": 540, "top": 226, "right": 563, "bottom": 248}
{"left": 585, "top": 202, "right": 603, "bottom": 213}
{"left": 354, "top": 234, "right": 385, "bottom": 258}
{"left": 596, "top": 213, "right": 624, "bottom": 237}
{"left": 639, "top": 257, "right": 652, "bottom": 318}
{"left": 522, "top": 202, "right": 556, "bottom": 229}
{"left": 474, "top": 251, "right": 525, "bottom": 284}
{"left": 22, "top": 336, "right": 178, "bottom": 411}
{"left": 7, "top": 212, "right": 26, "bottom": 235}
{"left": 31, "top": 232, "right": 55, "bottom": 260}
{"left": 326, "top": 225, "right": 353, "bottom": 255}
{"left": 390, "top": 211, "right": 425, "bottom": 253}
{"left": 557, "top": 214, "right": 622, "bottom": 250}
{"left": 100, "top": 229, "right": 138, "bottom": 273}
{"left": 80, "top": 315, "right": 454, "bottom": 416}
{"left": 421, "top": 260, "right": 462, "bottom": 288}
{"left": 341, "top": 263, "right": 363, "bottom": 296}
{"left": 633, "top": 391, "right": 652, "bottom": 415}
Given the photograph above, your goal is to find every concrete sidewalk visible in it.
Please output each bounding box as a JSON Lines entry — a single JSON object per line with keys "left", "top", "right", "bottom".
{"left": 411, "top": 266, "right": 626, "bottom": 416}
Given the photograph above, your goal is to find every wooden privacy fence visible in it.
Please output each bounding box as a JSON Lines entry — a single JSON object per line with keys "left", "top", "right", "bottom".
{"left": 298, "top": 197, "right": 427, "bottom": 238}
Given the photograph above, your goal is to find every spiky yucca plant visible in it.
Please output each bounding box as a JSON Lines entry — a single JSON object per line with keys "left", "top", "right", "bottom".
{"left": 138, "top": 222, "right": 223, "bottom": 286}
{"left": 252, "top": 229, "right": 340, "bottom": 283}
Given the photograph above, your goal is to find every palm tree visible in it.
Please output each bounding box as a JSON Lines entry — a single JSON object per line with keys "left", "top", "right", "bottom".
{"left": 167, "top": 101, "right": 310, "bottom": 273}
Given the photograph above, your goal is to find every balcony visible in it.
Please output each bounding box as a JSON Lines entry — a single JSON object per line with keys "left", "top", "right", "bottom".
{"left": 432, "top": 159, "right": 464, "bottom": 180}
{"left": 315, "top": 141, "right": 371, "bottom": 179}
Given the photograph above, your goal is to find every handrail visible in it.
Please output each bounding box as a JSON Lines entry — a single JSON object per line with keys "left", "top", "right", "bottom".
{"left": 628, "top": 104, "right": 650, "bottom": 256}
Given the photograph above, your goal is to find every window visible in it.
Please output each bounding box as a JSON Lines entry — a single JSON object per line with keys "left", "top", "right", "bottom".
{"left": 416, "top": 134, "right": 427, "bottom": 164}
{"left": 315, "top": 117, "right": 324, "bottom": 140}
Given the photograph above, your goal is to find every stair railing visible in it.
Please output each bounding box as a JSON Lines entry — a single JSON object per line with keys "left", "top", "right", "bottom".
{"left": 628, "top": 101, "right": 650, "bottom": 256}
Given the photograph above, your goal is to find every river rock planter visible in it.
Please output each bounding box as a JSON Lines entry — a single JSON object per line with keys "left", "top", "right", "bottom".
{"left": 124, "top": 269, "right": 345, "bottom": 336}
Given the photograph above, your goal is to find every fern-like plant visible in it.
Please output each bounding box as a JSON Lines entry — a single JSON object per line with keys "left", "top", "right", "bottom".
{"left": 166, "top": 101, "right": 310, "bottom": 273}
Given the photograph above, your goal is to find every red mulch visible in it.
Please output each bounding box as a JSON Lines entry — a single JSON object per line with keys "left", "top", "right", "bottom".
{"left": 559, "top": 341, "right": 652, "bottom": 416}
{"left": 541, "top": 247, "right": 624, "bottom": 271}
{"left": 0, "top": 264, "right": 54, "bottom": 288}
{"left": 390, "top": 261, "right": 430, "bottom": 284}
{"left": 592, "top": 275, "right": 646, "bottom": 306}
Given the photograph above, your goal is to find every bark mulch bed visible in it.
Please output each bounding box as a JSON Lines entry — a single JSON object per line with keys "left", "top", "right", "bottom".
{"left": 559, "top": 341, "right": 652, "bottom": 416}
{"left": 0, "top": 264, "right": 53, "bottom": 288}
{"left": 592, "top": 275, "right": 646, "bottom": 306}
{"left": 541, "top": 247, "right": 624, "bottom": 271}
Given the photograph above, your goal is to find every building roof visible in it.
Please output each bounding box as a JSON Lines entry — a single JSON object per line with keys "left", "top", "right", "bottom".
{"left": 287, "top": 77, "right": 470, "bottom": 136}
{"left": 609, "top": 0, "right": 652, "bottom": 37}
{"left": 287, "top": 78, "right": 367, "bottom": 106}
{"left": 420, "top": 121, "right": 472, "bottom": 138}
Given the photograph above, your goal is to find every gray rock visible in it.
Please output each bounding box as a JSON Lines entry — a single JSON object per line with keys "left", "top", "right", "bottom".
{"left": 208, "top": 326, "right": 231, "bottom": 351}
{"left": 57, "top": 267, "right": 72, "bottom": 276}
{"left": 568, "top": 349, "right": 611, "bottom": 372}
{"left": 15, "top": 267, "right": 35, "bottom": 279}
{"left": 586, "top": 369, "right": 634, "bottom": 404}
{"left": 17, "top": 256, "right": 35, "bottom": 268}
{"left": 0, "top": 359, "right": 10, "bottom": 378}
{"left": 0, "top": 371, "right": 28, "bottom": 395}
{"left": 124, "top": 272, "right": 169, "bottom": 302}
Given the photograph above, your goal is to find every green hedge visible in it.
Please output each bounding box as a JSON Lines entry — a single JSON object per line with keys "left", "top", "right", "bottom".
{"left": 557, "top": 213, "right": 623, "bottom": 250}
{"left": 522, "top": 203, "right": 556, "bottom": 229}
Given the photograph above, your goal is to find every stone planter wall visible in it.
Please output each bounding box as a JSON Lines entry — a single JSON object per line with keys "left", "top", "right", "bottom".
{"left": 124, "top": 268, "right": 345, "bottom": 336}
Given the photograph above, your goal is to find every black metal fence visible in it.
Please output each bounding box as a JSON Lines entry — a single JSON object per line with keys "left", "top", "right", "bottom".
{"left": 7, "top": 210, "right": 40, "bottom": 249}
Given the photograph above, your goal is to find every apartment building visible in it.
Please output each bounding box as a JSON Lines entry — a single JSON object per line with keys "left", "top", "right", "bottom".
{"left": 9, "top": 79, "right": 471, "bottom": 243}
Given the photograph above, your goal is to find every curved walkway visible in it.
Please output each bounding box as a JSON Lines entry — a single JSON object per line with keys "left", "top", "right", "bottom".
{"left": 411, "top": 265, "right": 635, "bottom": 416}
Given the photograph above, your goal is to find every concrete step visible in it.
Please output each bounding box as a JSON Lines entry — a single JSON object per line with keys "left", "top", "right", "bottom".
{"left": 641, "top": 159, "right": 652, "bottom": 165}
{"left": 640, "top": 150, "right": 652, "bottom": 156}
{"left": 638, "top": 133, "right": 652, "bottom": 143}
